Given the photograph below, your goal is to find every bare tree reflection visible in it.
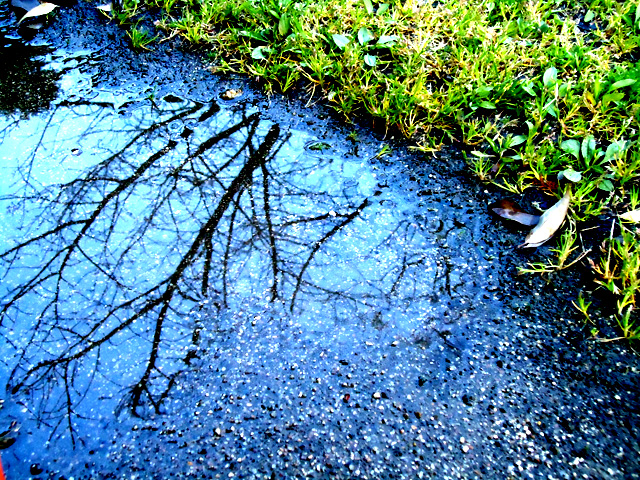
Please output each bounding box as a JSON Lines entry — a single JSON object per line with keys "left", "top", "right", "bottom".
{"left": 0, "top": 97, "right": 396, "bottom": 444}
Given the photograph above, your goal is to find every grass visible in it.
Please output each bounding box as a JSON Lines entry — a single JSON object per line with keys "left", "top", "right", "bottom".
{"left": 127, "top": 23, "right": 157, "bottom": 49}
{"left": 106, "top": 0, "right": 640, "bottom": 341}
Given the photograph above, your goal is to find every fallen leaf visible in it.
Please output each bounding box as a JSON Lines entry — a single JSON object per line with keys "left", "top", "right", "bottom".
{"left": 220, "top": 88, "right": 242, "bottom": 100}
{"left": 620, "top": 209, "right": 640, "bottom": 223}
{"left": 96, "top": 2, "right": 112, "bottom": 11}
{"left": 519, "top": 190, "right": 571, "bottom": 248}
{"left": 489, "top": 199, "right": 540, "bottom": 226}
{"left": 17, "top": 2, "right": 57, "bottom": 24}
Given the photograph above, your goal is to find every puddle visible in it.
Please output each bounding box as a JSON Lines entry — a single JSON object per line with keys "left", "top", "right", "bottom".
{"left": 0, "top": 29, "right": 502, "bottom": 477}
{"left": 0, "top": 5, "right": 638, "bottom": 480}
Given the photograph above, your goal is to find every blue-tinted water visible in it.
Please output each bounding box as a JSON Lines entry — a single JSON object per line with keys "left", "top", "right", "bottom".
{"left": 0, "top": 40, "right": 507, "bottom": 475}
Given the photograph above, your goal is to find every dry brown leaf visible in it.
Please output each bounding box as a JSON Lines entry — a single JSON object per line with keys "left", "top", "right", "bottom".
{"left": 489, "top": 199, "right": 540, "bottom": 227}
{"left": 519, "top": 190, "right": 571, "bottom": 248}
{"left": 620, "top": 209, "right": 640, "bottom": 223}
{"left": 17, "top": 2, "right": 57, "bottom": 24}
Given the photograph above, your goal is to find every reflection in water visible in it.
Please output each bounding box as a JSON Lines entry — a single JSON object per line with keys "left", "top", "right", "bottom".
{"left": 0, "top": 94, "right": 490, "bottom": 453}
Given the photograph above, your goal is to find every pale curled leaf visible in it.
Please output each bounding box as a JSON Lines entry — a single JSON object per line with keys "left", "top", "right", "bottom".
{"left": 96, "top": 2, "right": 112, "bottom": 11}
{"left": 489, "top": 199, "right": 540, "bottom": 227}
{"left": 519, "top": 190, "right": 571, "bottom": 248}
{"left": 620, "top": 209, "right": 640, "bottom": 223}
{"left": 17, "top": 1, "right": 57, "bottom": 24}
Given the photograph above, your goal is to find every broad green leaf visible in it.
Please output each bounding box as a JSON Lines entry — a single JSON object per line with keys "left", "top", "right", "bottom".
{"left": 561, "top": 168, "right": 582, "bottom": 183}
{"left": 377, "top": 35, "right": 400, "bottom": 46}
{"left": 581, "top": 135, "right": 596, "bottom": 162}
{"left": 332, "top": 33, "right": 351, "bottom": 49}
{"left": 584, "top": 9, "right": 594, "bottom": 22}
{"left": 558, "top": 82, "right": 569, "bottom": 97}
{"left": 545, "top": 101, "right": 558, "bottom": 118}
{"left": 478, "top": 100, "right": 496, "bottom": 109}
{"left": 605, "top": 140, "right": 626, "bottom": 162}
{"left": 543, "top": 66, "right": 557, "bottom": 88}
{"left": 251, "top": 46, "right": 268, "bottom": 60}
{"left": 18, "top": 2, "right": 57, "bottom": 24}
{"left": 377, "top": 3, "right": 389, "bottom": 15}
{"left": 471, "top": 150, "right": 492, "bottom": 158}
{"left": 363, "top": 0, "right": 374, "bottom": 14}
{"left": 522, "top": 81, "right": 536, "bottom": 96}
{"left": 364, "top": 54, "right": 377, "bottom": 67}
{"left": 240, "top": 30, "right": 266, "bottom": 41}
{"left": 609, "top": 78, "right": 636, "bottom": 91}
{"left": 560, "top": 139, "right": 580, "bottom": 159}
{"left": 508, "top": 135, "right": 526, "bottom": 148}
{"left": 278, "top": 14, "right": 290, "bottom": 36}
{"left": 602, "top": 92, "right": 625, "bottom": 106}
{"left": 358, "top": 27, "right": 374, "bottom": 45}
{"left": 598, "top": 179, "right": 614, "bottom": 192}
{"left": 475, "top": 85, "right": 493, "bottom": 98}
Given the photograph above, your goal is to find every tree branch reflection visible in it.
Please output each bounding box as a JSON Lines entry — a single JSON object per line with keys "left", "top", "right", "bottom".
{"left": 0, "top": 97, "right": 440, "bottom": 444}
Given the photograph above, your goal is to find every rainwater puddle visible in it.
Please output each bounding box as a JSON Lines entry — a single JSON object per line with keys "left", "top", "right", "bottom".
{"left": 0, "top": 40, "right": 510, "bottom": 477}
